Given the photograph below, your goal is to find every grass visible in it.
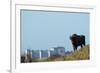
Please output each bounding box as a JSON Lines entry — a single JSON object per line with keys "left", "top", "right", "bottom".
{"left": 21, "top": 44, "right": 90, "bottom": 63}
{"left": 32, "top": 58, "right": 48, "bottom": 62}
{"left": 63, "top": 44, "right": 90, "bottom": 60}
{"left": 47, "top": 44, "right": 90, "bottom": 61}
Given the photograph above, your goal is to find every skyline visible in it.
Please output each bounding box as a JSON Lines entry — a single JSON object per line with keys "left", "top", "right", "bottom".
{"left": 20, "top": 10, "right": 90, "bottom": 55}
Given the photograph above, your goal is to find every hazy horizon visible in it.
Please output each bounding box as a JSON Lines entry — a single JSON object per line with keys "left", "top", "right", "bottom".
{"left": 20, "top": 10, "right": 90, "bottom": 55}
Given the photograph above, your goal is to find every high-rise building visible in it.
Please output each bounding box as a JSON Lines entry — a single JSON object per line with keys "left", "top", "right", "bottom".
{"left": 24, "top": 49, "right": 32, "bottom": 62}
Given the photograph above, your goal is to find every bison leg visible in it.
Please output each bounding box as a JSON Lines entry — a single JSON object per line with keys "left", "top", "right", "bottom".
{"left": 73, "top": 46, "right": 77, "bottom": 51}
{"left": 82, "top": 42, "right": 85, "bottom": 47}
{"left": 83, "top": 42, "right": 85, "bottom": 46}
{"left": 83, "top": 38, "right": 85, "bottom": 46}
{"left": 81, "top": 44, "right": 83, "bottom": 48}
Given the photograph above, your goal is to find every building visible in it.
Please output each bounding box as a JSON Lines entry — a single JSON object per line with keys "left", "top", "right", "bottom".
{"left": 48, "top": 47, "right": 65, "bottom": 56}
{"left": 32, "top": 50, "right": 49, "bottom": 59}
{"left": 24, "top": 49, "right": 32, "bottom": 62}
{"left": 53, "top": 47, "right": 65, "bottom": 56}
{"left": 41, "top": 50, "right": 48, "bottom": 58}
{"left": 24, "top": 47, "right": 65, "bottom": 61}
{"left": 32, "top": 50, "right": 40, "bottom": 59}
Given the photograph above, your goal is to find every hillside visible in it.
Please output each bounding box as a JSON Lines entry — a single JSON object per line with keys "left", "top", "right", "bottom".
{"left": 47, "top": 45, "right": 90, "bottom": 61}
{"left": 63, "top": 44, "right": 90, "bottom": 60}
{"left": 29, "top": 45, "right": 90, "bottom": 62}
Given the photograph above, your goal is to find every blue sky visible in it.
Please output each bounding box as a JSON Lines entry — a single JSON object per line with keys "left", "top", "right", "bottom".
{"left": 21, "top": 10, "right": 90, "bottom": 54}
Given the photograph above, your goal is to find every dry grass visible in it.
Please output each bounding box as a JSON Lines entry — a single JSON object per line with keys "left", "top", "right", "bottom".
{"left": 63, "top": 45, "right": 90, "bottom": 60}
{"left": 23, "top": 45, "right": 90, "bottom": 63}
{"left": 47, "top": 44, "right": 90, "bottom": 61}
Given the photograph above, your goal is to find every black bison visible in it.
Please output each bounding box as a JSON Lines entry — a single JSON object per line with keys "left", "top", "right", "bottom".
{"left": 70, "top": 34, "right": 85, "bottom": 51}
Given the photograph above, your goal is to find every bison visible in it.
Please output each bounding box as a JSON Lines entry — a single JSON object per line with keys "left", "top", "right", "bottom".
{"left": 70, "top": 34, "right": 85, "bottom": 51}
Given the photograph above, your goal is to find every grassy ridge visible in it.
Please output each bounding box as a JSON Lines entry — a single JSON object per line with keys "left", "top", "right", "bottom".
{"left": 63, "top": 44, "right": 90, "bottom": 60}
{"left": 47, "top": 44, "right": 90, "bottom": 61}
{"left": 30, "top": 45, "right": 90, "bottom": 62}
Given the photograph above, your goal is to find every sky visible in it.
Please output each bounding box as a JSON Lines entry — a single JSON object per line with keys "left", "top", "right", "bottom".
{"left": 20, "top": 9, "right": 90, "bottom": 55}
